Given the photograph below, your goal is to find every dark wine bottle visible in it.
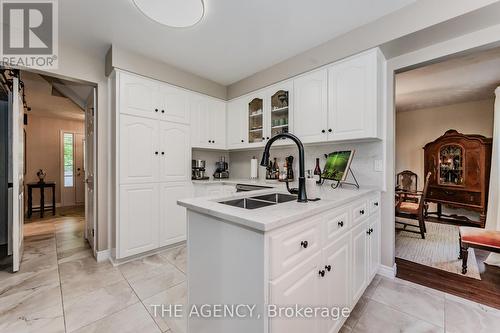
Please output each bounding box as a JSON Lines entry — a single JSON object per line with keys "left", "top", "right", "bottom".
{"left": 314, "top": 158, "right": 322, "bottom": 184}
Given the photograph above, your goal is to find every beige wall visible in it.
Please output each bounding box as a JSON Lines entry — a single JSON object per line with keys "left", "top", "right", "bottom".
{"left": 396, "top": 99, "right": 494, "bottom": 190}
{"left": 25, "top": 115, "right": 84, "bottom": 205}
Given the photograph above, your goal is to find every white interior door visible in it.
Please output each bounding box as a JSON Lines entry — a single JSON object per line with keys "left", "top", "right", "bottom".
{"left": 8, "top": 77, "right": 24, "bottom": 272}
{"left": 74, "top": 133, "right": 85, "bottom": 204}
{"left": 84, "top": 89, "right": 96, "bottom": 254}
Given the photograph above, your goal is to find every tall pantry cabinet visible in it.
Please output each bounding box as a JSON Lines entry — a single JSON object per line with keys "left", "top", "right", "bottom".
{"left": 110, "top": 70, "right": 192, "bottom": 259}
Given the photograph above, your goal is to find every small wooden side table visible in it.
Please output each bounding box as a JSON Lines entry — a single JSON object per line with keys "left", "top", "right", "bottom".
{"left": 27, "top": 181, "right": 56, "bottom": 218}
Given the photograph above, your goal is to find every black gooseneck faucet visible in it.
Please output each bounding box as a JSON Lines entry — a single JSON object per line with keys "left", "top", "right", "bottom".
{"left": 260, "top": 133, "right": 308, "bottom": 202}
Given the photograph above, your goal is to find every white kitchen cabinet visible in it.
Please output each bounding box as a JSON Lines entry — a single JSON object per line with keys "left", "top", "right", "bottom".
{"left": 119, "top": 72, "right": 160, "bottom": 120}
{"left": 351, "top": 221, "right": 368, "bottom": 304}
{"left": 159, "top": 182, "right": 192, "bottom": 247}
{"left": 265, "top": 82, "right": 293, "bottom": 144}
{"left": 367, "top": 217, "right": 381, "bottom": 279}
{"left": 159, "top": 122, "right": 190, "bottom": 182}
{"left": 270, "top": 252, "right": 324, "bottom": 333}
{"left": 226, "top": 98, "right": 248, "bottom": 149}
{"left": 120, "top": 114, "right": 159, "bottom": 184}
{"left": 328, "top": 49, "right": 382, "bottom": 141}
{"left": 119, "top": 183, "right": 159, "bottom": 258}
{"left": 323, "top": 232, "right": 351, "bottom": 333}
{"left": 246, "top": 94, "right": 267, "bottom": 147}
{"left": 293, "top": 69, "right": 328, "bottom": 143}
{"left": 190, "top": 94, "right": 227, "bottom": 149}
{"left": 158, "top": 84, "right": 190, "bottom": 124}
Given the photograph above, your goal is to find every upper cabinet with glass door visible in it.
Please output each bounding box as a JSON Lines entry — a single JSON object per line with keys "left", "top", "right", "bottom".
{"left": 248, "top": 97, "right": 265, "bottom": 145}
{"left": 267, "top": 82, "right": 292, "bottom": 143}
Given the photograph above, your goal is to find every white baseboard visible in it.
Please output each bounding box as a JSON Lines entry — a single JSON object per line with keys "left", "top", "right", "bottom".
{"left": 96, "top": 249, "right": 111, "bottom": 263}
{"left": 378, "top": 263, "right": 397, "bottom": 279}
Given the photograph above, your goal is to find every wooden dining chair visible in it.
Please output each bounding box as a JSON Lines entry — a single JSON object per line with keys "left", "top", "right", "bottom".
{"left": 396, "top": 170, "right": 419, "bottom": 203}
{"left": 395, "top": 172, "right": 431, "bottom": 239}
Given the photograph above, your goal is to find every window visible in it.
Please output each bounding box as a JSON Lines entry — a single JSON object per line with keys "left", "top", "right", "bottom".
{"left": 63, "top": 133, "right": 74, "bottom": 187}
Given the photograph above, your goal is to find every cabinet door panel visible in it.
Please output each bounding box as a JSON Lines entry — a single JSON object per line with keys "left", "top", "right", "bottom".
{"left": 368, "top": 218, "right": 381, "bottom": 279}
{"left": 270, "top": 252, "right": 323, "bottom": 333}
{"left": 328, "top": 51, "right": 378, "bottom": 141}
{"left": 159, "top": 85, "right": 190, "bottom": 124}
{"left": 209, "top": 99, "right": 226, "bottom": 149}
{"left": 159, "top": 183, "right": 192, "bottom": 247}
{"left": 119, "top": 72, "right": 159, "bottom": 119}
{"left": 324, "top": 233, "right": 351, "bottom": 333}
{"left": 119, "top": 184, "right": 159, "bottom": 258}
{"left": 190, "top": 95, "right": 210, "bottom": 148}
{"left": 351, "top": 221, "right": 368, "bottom": 304}
{"left": 160, "top": 122, "right": 190, "bottom": 182}
{"left": 324, "top": 207, "right": 350, "bottom": 245}
{"left": 227, "top": 99, "right": 247, "bottom": 148}
{"left": 120, "top": 115, "right": 159, "bottom": 184}
{"left": 293, "top": 70, "right": 328, "bottom": 143}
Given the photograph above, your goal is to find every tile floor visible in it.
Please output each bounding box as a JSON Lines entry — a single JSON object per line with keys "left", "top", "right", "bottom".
{"left": 1, "top": 212, "right": 500, "bottom": 333}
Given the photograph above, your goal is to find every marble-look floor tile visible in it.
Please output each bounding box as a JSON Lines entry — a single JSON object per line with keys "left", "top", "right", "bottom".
{"left": 343, "top": 296, "right": 369, "bottom": 330}
{"left": 128, "top": 263, "right": 185, "bottom": 300}
{"left": 363, "top": 274, "right": 382, "bottom": 299}
{"left": 144, "top": 282, "right": 187, "bottom": 333}
{"left": 371, "top": 278, "right": 445, "bottom": 327}
{"left": 60, "top": 257, "right": 124, "bottom": 301}
{"left": 160, "top": 245, "right": 187, "bottom": 273}
{"left": 352, "top": 300, "right": 443, "bottom": 333}
{"left": 72, "top": 302, "right": 161, "bottom": 333}
{"left": 118, "top": 254, "right": 173, "bottom": 281}
{"left": 0, "top": 266, "right": 59, "bottom": 299}
{"left": 57, "top": 242, "right": 92, "bottom": 264}
{"left": 0, "top": 283, "right": 65, "bottom": 333}
{"left": 63, "top": 280, "right": 139, "bottom": 332}
{"left": 444, "top": 294, "right": 500, "bottom": 333}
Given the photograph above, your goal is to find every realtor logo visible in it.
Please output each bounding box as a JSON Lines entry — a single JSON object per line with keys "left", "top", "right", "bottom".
{"left": 1, "top": 0, "right": 58, "bottom": 68}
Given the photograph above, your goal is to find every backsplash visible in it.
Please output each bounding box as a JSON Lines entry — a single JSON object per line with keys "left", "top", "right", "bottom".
{"left": 228, "top": 141, "right": 384, "bottom": 188}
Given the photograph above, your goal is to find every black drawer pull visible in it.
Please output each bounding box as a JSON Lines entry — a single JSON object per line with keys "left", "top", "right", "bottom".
{"left": 300, "top": 241, "right": 308, "bottom": 249}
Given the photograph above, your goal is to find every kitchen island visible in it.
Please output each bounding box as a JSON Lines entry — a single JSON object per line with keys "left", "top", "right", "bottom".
{"left": 178, "top": 186, "right": 381, "bottom": 333}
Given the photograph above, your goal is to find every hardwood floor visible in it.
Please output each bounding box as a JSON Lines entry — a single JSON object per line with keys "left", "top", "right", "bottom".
{"left": 396, "top": 250, "right": 500, "bottom": 309}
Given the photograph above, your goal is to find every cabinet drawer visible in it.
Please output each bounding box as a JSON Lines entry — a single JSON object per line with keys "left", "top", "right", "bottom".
{"left": 368, "top": 196, "right": 380, "bottom": 215}
{"left": 351, "top": 200, "right": 368, "bottom": 225}
{"left": 269, "top": 217, "right": 322, "bottom": 279}
{"left": 428, "top": 187, "right": 482, "bottom": 206}
{"left": 324, "top": 207, "right": 350, "bottom": 245}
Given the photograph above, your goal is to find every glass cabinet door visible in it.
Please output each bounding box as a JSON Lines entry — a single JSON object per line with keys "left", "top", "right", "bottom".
{"left": 439, "top": 144, "right": 464, "bottom": 186}
{"left": 248, "top": 98, "right": 264, "bottom": 143}
{"left": 270, "top": 90, "right": 289, "bottom": 137}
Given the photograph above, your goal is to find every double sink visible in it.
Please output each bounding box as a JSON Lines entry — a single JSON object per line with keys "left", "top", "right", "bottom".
{"left": 220, "top": 193, "right": 297, "bottom": 210}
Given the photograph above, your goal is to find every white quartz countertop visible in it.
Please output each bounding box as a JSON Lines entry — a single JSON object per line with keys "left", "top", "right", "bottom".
{"left": 178, "top": 183, "right": 379, "bottom": 232}
{"left": 191, "top": 178, "right": 285, "bottom": 187}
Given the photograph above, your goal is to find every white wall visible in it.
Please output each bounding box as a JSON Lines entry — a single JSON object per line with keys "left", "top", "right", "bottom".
{"left": 396, "top": 99, "right": 494, "bottom": 190}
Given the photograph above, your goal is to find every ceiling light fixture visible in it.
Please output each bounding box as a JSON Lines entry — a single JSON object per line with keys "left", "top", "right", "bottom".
{"left": 132, "top": 0, "right": 205, "bottom": 28}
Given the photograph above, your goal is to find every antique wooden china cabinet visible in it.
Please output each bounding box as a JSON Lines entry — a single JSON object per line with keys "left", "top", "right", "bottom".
{"left": 423, "top": 130, "right": 492, "bottom": 227}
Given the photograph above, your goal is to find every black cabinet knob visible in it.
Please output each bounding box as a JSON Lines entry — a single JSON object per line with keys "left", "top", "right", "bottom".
{"left": 300, "top": 241, "right": 308, "bottom": 249}
{"left": 213, "top": 140, "right": 216, "bottom": 143}
{"left": 161, "top": 110, "right": 165, "bottom": 113}
{"left": 154, "top": 151, "right": 159, "bottom": 155}
{"left": 374, "top": 202, "right": 379, "bottom": 207}
{"left": 328, "top": 129, "right": 332, "bottom": 132}
{"left": 161, "top": 152, "right": 165, "bottom": 155}
{"left": 155, "top": 108, "right": 158, "bottom": 112}
{"left": 266, "top": 137, "right": 269, "bottom": 140}
{"left": 241, "top": 140, "right": 244, "bottom": 143}
{"left": 318, "top": 270, "right": 325, "bottom": 277}
{"left": 321, "top": 129, "right": 326, "bottom": 133}
{"left": 370, "top": 228, "right": 374, "bottom": 233}
{"left": 325, "top": 265, "right": 332, "bottom": 272}
{"left": 360, "top": 209, "right": 365, "bottom": 215}
{"left": 208, "top": 140, "right": 211, "bottom": 143}
{"left": 367, "top": 230, "right": 371, "bottom": 235}
{"left": 338, "top": 221, "right": 344, "bottom": 227}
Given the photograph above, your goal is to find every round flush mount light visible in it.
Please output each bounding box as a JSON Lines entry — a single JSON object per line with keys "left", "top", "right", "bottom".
{"left": 133, "top": 0, "right": 205, "bottom": 28}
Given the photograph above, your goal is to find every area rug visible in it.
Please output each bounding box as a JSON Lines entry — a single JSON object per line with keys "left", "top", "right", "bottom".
{"left": 396, "top": 220, "right": 481, "bottom": 280}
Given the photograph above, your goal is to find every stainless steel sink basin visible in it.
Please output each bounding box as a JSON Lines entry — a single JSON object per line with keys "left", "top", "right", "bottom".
{"left": 219, "top": 198, "right": 277, "bottom": 210}
{"left": 249, "top": 193, "right": 297, "bottom": 203}
{"left": 219, "top": 193, "right": 297, "bottom": 209}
